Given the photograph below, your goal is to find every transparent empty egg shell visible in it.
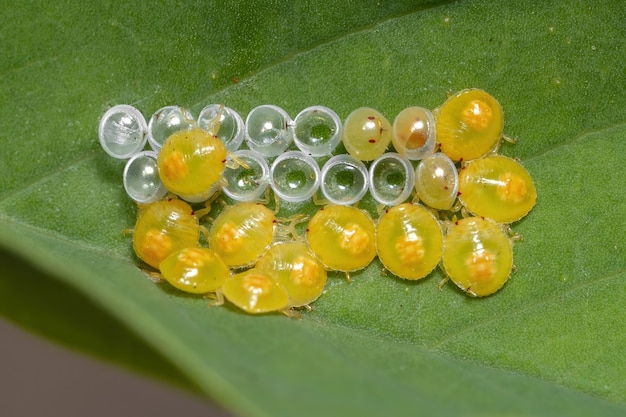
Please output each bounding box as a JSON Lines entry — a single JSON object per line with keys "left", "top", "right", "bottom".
{"left": 342, "top": 107, "right": 392, "bottom": 161}
{"left": 147, "top": 106, "right": 195, "bottom": 152}
{"left": 222, "top": 150, "right": 270, "bottom": 202}
{"left": 245, "top": 105, "right": 293, "bottom": 157}
{"left": 123, "top": 150, "right": 167, "bottom": 204}
{"left": 368, "top": 152, "right": 414, "bottom": 206}
{"left": 392, "top": 106, "right": 437, "bottom": 160}
{"left": 293, "top": 106, "right": 342, "bottom": 157}
{"left": 414, "top": 152, "right": 459, "bottom": 210}
{"left": 320, "top": 154, "right": 369, "bottom": 206}
{"left": 270, "top": 151, "right": 321, "bottom": 203}
{"left": 98, "top": 104, "right": 148, "bottom": 159}
{"left": 197, "top": 104, "right": 245, "bottom": 152}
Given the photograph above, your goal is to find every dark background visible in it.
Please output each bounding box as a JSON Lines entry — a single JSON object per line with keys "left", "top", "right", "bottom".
{"left": 0, "top": 318, "right": 232, "bottom": 417}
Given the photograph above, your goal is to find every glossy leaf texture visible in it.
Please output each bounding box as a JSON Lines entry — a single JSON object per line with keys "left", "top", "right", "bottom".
{"left": 1, "top": 1, "right": 625, "bottom": 416}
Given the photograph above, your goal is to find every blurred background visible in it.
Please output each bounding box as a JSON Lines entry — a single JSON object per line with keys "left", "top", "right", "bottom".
{"left": 0, "top": 317, "right": 231, "bottom": 417}
{"left": 0, "top": 248, "right": 232, "bottom": 417}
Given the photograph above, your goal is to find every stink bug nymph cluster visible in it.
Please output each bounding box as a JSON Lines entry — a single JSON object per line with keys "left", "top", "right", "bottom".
{"left": 99, "top": 87, "right": 537, "bottom": 316}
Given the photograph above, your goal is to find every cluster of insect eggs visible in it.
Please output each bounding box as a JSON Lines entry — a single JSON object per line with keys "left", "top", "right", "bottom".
{"left": 100, "top": 88, "right": 537, "bottom": 313}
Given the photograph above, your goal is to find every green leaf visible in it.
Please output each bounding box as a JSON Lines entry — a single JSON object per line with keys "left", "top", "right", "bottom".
{"left": 1, "top": 1, "right": 625, "bottom": 416}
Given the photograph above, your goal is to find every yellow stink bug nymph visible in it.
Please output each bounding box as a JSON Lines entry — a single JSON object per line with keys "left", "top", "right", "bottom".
{"left": 256, "top": 241, "right": 327, "bottom": 308}
{"left": 458, "top": 155, "right": 537, "bottom": 223}
{"left": 159, "top": 247, "right": 230, "bottom": 294}
{"left": 220, "top": 268, "right": 291, "bottom": 314}
{"left": 435, "top": 89, "right": 504, "bottom": 162}
{"left": 376, "top": 203, "right": 443, "bottom": 280}
{"left": 131, "top": 198, "right": 204, "bottom": 269}
{"left": 208, "top": 202, "right": 277, "bottom": 268}
{"left": 442, "top": 216, "right": 514, "bottom": 297}
{"left": 306, "top": 205, "right": 377, "bottom": 278}
{"left": 157, "top": 108, "right": 227, "bottom": 201}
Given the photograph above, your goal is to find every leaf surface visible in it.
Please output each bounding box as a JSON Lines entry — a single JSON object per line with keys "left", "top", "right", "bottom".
{"left": 1, "top": 1, "right": 625, "bottom": 416}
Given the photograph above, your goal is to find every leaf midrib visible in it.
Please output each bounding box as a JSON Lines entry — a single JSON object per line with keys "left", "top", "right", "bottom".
{"left": 522, "top": 121, "right": 626, "bottom": 163}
